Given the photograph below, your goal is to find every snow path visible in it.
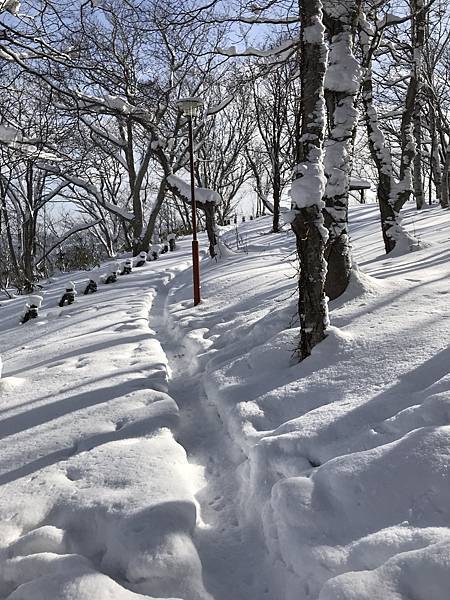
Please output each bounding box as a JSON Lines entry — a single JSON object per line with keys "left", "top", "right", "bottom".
{"left": 148, "top": 276, "right": 274, "bottom": 600}
{"left": 152, "top": 207, "right": 450, "bottom": 600}
{"left": 0, "top": 250, "right": 213, "bottom": 600}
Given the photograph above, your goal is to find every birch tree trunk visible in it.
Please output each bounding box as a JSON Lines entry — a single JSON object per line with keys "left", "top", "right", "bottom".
{"left": 361, "top": 0, "right": 426, "bottom": 253}
{"left": 427, "top": 101, "right": 442, "bottom": 206}
{"left": 291, "top": 0, "right": 329, "bottom": 360}
{"left": 323, "top": 1, "right": 361, "bottom": 300}
{"left": 413, "top": 104, "right": 425, "bottom": 209}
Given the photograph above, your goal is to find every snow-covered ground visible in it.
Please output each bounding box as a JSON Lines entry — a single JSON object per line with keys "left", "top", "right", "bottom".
{"left": 0, "top": 204, "right": 449, "bottom": 600}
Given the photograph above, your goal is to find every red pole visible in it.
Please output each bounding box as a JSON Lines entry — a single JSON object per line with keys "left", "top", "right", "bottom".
{"left": 188, "top": 116, "right": 201, "bottom": 306}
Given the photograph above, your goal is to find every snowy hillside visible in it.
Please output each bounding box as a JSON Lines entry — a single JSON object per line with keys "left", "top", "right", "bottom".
{"left": 0, "top": 204, "right": 449, "bottom": 600}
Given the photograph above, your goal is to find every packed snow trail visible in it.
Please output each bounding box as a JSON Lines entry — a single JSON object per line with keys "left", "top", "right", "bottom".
{"left": 147, "top": 277, "right": 274, "bottom": 600}
{"left": 147, "top": 206, "right": 450, "bottom": 600}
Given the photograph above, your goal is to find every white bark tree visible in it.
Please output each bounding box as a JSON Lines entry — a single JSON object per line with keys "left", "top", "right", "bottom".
{"left": 322, "top": 0, "right": 361, "bottom": 300}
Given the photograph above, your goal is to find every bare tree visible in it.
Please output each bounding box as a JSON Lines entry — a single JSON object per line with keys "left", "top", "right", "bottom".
{"left": 248, "top": 53, "right": 297, "bottom": 232}
{"left": 195, "top": 85, "right": 253, "bottom": 226}
{"left": 1, "top": 0, "right": 229, "bottom": 254}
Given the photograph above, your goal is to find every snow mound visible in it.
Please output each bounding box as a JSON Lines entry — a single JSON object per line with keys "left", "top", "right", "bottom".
{"left": 1, "top": 553, "right": 163, "bottom": 599}
{"left": 0, "top": 377, "right": 25, "bottom": 393}
{"left": 269, "top": 426, "right": 450, "bottom": 597}
{"left": 335, "top": 264, "right": 390, "bottom": 301}
{"left": 320, "top": 540, "right": 450, "bottom": 600}
{"left": 166, "top": 205, "right": 450, "bottom": 599}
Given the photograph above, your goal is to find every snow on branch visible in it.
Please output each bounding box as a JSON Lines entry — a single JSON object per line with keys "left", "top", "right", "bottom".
{"left": 0, "top": 124, "right": 60, "bottom": 160}
{"left": 0, "top": 0, "right": 20, "bottom": 15}
{"left": 35, "top": 219, "right": 102, "bottom": 268}
{"left": 220, "top": 14, "right": 299, "bottom": 25}
{"left": 74, "top": 92, "right": 149, "bottom": 119}
{"left": 376, "top": 13, "right": 408, "bottom": 28}
{"left": 167, "top": 174, "right": 221, "bottom": 205}
{"left": 207, "top": 96, "right": 234, "bottom": 116}
{"left": 0, "top": 123, "right": 23, "bottom": 143}
{"left": 349, "top": 177, "right": 371, "bottom": 190}
{"left": 216, "top": 37, "right": 298, "bottom": 59}
{"left": 199, "top": 10, "right": 299, "bottom": 26}
{"left": 37, "top": 162, "right": 135, "bottom": 221}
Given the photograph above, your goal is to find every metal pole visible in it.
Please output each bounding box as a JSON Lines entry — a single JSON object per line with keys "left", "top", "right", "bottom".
{"left": 188, "top": 115, "right": 201, "bottom": 306}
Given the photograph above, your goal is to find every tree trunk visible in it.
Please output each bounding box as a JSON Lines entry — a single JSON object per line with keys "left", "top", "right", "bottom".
{"left": 440, "top": 144, "right": 450, "bottom": 209}
{"left": 20, "top": 161, "right": 37, "bottom": 287}
{"left": 0, "top": 186, "right": 22, "bottom": 286}
{"left": 291, "top": 0, "right": 329, "bottom": 360}
{"left": 204, "top": 201, "right": 217, "bottom": 258}
{"left": 361, "top": 0, "right": 425, "bottom": 253}
{"left": 323, "top": 6, "right": 361, "bottom": 300}
{"left": 272, "top": 162, "right": 281, "bottom": 233}
{"left": 429, "top": 109, "right": 442, "bottom": 205}
{"left": 413, "top": 104, "right": 425, "bottom": 209}
{"left": 137, "top": 180, "right": 167, "bottom": 254}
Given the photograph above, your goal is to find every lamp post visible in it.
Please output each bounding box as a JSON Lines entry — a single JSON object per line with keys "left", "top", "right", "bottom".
{"left": 177, "top": 96, "right": 203, "bottom": 306}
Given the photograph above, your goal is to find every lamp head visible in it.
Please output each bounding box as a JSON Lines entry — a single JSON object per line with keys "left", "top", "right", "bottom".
{"left": 176, "top": 96, "right": 203, "bottom": 117}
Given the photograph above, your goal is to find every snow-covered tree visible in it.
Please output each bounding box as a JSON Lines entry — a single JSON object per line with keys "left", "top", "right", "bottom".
{"left": 290, "top": 0, "right": 329, "bottom": 359}
{"left": 322, "top": 0, "right": 361, "bottom": 300}
{"left": 361, "top": 1, "right": 428, "bottom": 253}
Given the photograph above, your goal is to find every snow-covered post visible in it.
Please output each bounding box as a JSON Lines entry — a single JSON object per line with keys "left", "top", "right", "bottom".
{"left": 84, "top": 269, "right": 99, "bottom": 294}
{"left": 84, "top": 278, "right": 98, "bottom": 294}
{"left": 150, "top": 242, "right": 160, "bottom": 261}
{"left": 134, "top": 251, "right": 147, "bottom": 267}
{"left": 167, "top": 233, "right": 176, "bottom": 251}
{"left": 58, "top": 282, "right": 76, "bottom": 307}
{"left": 103, "top": 263, "right": 119, "bottom": 284}
{"left": 322, "top": 0, "right": 361, "bottom": 300}
{"left": 20, "top": 294, "right": 43, "bottom": 324}
{"left": 290, "top": 0, "right": 329, "bottom": 360}
{"left": 121, "top": 259, "right": 133, "bottom": 275}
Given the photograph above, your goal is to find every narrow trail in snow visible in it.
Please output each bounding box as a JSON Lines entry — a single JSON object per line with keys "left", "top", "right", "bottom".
{"left": 148, "top": 278, "right": 273, "bottom": 600}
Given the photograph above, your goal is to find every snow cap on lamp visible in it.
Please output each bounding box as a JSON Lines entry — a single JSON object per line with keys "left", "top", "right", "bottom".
{"left": 176, "top": 97, "right": 203, "bottom": 117}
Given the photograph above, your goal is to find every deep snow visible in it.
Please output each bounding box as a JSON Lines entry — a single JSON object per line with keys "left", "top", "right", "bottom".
{"left": 0, "top": 203, "right": 449, "bottom": 600}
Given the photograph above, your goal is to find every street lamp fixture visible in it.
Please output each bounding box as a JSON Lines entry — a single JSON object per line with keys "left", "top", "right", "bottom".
{"left": 177, "top": 96, "right": 204, "bottom": 306}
